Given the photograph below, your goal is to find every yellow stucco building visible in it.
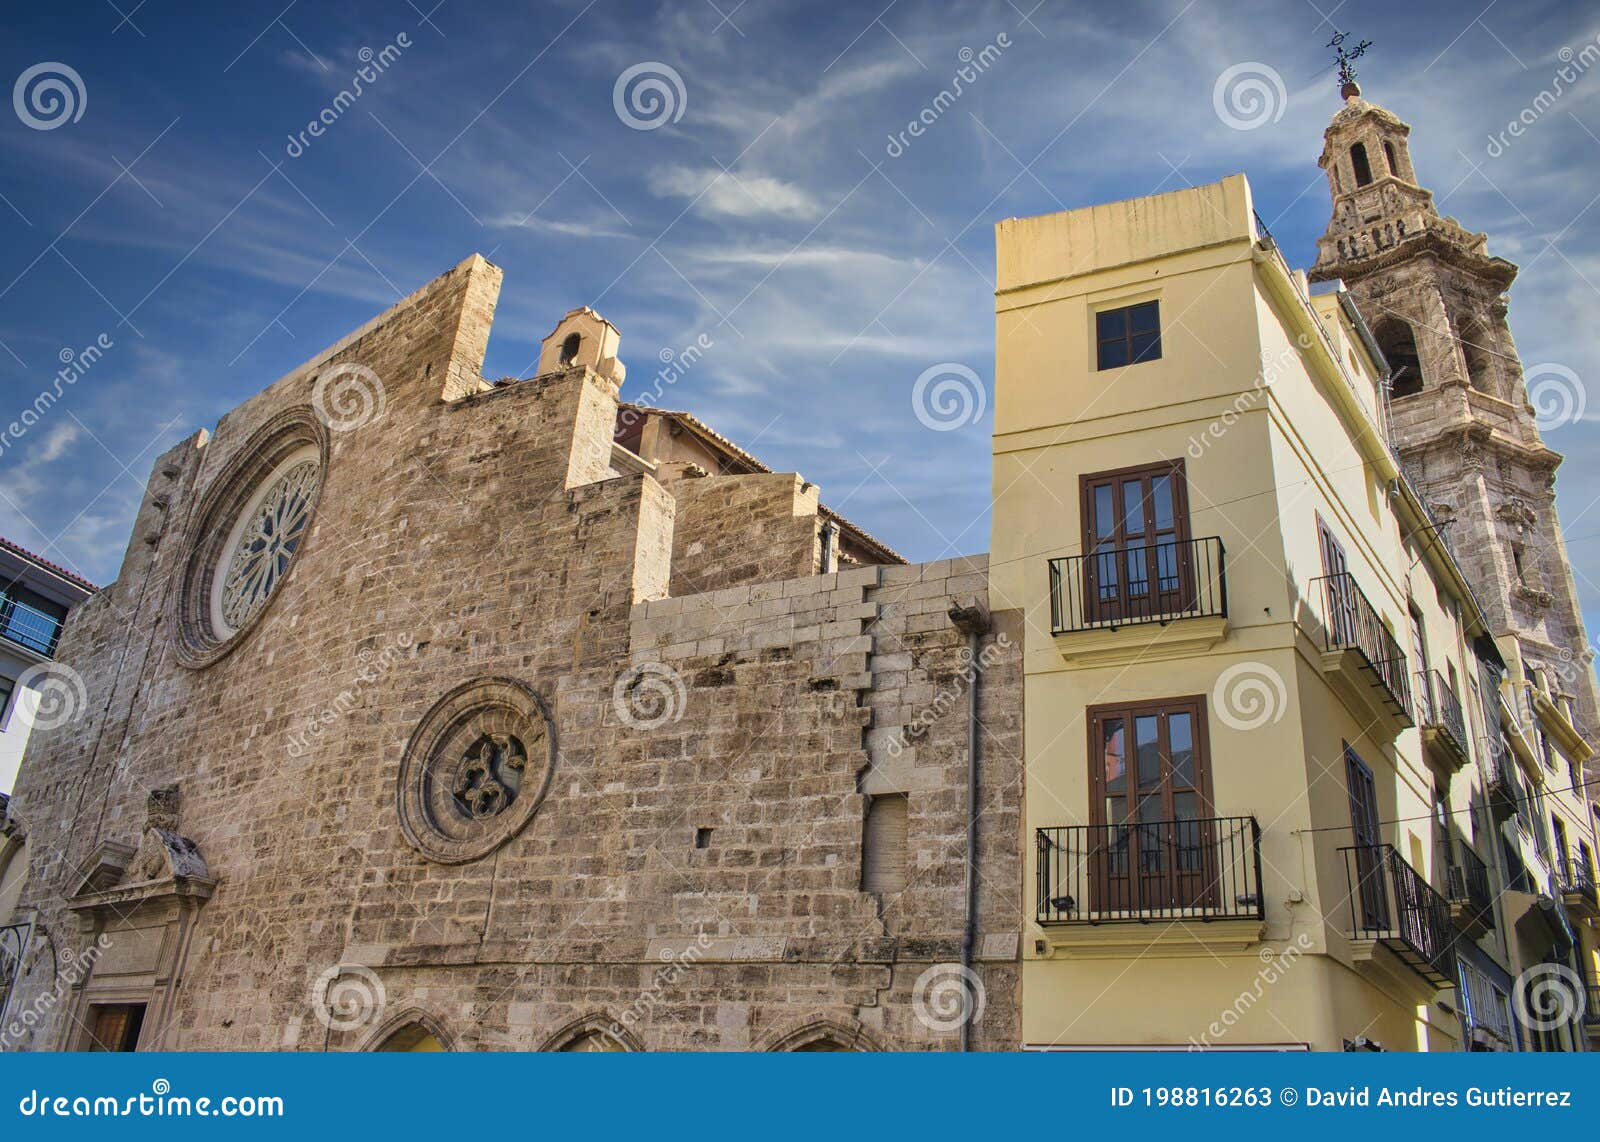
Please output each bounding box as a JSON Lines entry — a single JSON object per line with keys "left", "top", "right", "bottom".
{"left": 991, "top": 163, "right": 1599, "bottom": 1050}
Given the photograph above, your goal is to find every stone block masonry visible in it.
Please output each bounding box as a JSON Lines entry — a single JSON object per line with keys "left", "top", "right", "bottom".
{"left": 1, "top": 254, "right": 1021, "bottom": 1052}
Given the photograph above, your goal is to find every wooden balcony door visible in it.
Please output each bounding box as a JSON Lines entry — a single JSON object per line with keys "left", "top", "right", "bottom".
{"left": 1088, "top": 697, "right": 1214, "bottom": 914}
{"left": 1080, "top": 460, "right": 1194, "bottom": 625}
{"left": 1345, "top": 744, "right": 1389, "bottom": 931}
{"left": 1318, "top": 515, "right": 1357, "bottom": 646}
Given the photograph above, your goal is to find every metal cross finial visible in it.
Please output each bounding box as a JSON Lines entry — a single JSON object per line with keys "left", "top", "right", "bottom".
{"left": 1329, "top": 29, "right": 1373, "bottom": 92}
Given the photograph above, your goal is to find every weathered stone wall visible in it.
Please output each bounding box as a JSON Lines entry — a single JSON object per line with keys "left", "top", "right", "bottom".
{"left": 1, "top": 255, "right": 1021, "bottom": 1052}
{"left": 666, "top": 473, "right": 820, "bottom": 598}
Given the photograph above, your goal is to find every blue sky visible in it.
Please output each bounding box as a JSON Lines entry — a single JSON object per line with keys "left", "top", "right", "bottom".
{"left": 2, "top": 0, "right": 1600, "bottom": 642}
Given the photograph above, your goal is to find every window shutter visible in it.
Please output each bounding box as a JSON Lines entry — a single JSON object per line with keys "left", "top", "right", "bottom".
{"left": 861, "top": 793, "right": 909, "bottom": 895}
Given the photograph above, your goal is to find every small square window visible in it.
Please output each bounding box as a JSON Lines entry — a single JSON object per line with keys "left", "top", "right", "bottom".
{"left": 1096, "top": 301, "right": 1162, "bottom": 370}
{"left": 694, "top": 827, "right": 713, "bottom": 849}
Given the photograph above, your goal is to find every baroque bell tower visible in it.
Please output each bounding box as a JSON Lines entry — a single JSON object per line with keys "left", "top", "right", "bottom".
{"left": 1307, "top": 64, "right": 1600, "bottom": 767}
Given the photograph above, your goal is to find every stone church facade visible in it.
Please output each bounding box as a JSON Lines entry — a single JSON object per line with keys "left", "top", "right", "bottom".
{"left": 0, "top": 255, "right": 1021, "bottom": 1051}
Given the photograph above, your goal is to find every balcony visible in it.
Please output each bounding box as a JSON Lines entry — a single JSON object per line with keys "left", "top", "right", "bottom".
{"left": 1586, "top": 987, "right": 1600, "bottom": 1037}
{"left": 1482, "top": 742, "right": 1520, "bottom": 822}
{"left": 1445, "top": 846, "right": 1494, "bottom": 938}
{"left": 0, "top": 594, "right": 65, "bottom": 658}
{"left": 1416, "top": 670, "right": 1469, "bottom": 771}
{"left": 1554, "top": 851, "right": 1599, "bottom": 919}
{"left": 1339, "top": 844, "right": 1456, "bottom": 991}
{"left": 1047, "top": 537, "right": 1227, "bottom": 663}
{"left": 1309, "top": 573, "right": 1413, "bottom": 729}
{"left": 1036, "top": 815, "right": 1263, "bottom": 932}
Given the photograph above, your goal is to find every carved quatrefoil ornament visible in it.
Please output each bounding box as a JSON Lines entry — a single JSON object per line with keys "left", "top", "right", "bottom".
{"left": 397, "top": 678, "right": 557, "bottom": 864}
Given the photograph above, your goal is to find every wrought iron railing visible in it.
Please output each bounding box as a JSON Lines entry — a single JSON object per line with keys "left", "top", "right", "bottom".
{"left": 1555, "top": 850, "right": 1599, "bottom": 911}
{"left": 1311, "top": 573, "right": 1413, "bottom": 720}
{"left": 1416, "top": 670, "right": 1467, "bottom": 757}
{"left": 1587, "top": 986, "right": 1600, "bottom": 1028}
{"left": 1339, "top": 844, "right": 1456, "bottom": 986}
{"left": 1048, "top": 536, "right": 1226, "bottom": 634}
{"left": 1036, "top": 815, "right": 1262, "bottom": 924}
{"left": 0, "top": 594, "right": 65, "bottom": 657}
{"left": 1482, "top": 740, "right": 1520, "bottom": 819}
{"left": 1447, "top": 846, "right": 1494, "bottom": 931}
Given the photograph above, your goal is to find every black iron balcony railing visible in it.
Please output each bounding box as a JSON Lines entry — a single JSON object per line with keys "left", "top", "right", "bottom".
{"left": 1482, "top": 741, "right": 1520, "bottom": 821}
{"left": 1586, "top": 986, "right": 1600, "bottom": 1030}
{"left": 1416, "top": 669, "right": 1468, "bottom": 761}
{"left": 1339, "top": 844, "right": 1456, "bottom": 988}
{"left": 1446, "top": 846, "right": 1494, "bottom": 934}
{"left": 0, "top": 593, "right": 65, "bottom": 657}
{"left": 1036, "top": 815, "right": 1263, "bottom": 924}
{"left": 1311, "top": 573, "right": 1413, "bottom": 721}
{"left": 1048, "top": 535, "right": 1226, "bottom": 634}
{"left": 1554, "top": 850, "right": 1599, "bottom": 916}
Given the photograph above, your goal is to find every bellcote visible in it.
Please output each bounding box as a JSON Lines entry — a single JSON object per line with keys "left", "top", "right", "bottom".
{"left": 1308, "top": 93, "right": 1512, "bottom": 290}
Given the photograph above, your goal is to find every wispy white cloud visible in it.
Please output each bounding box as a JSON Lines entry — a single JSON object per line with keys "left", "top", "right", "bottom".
{"left": 649, "top": 164, "right": 823, "bottom": 221}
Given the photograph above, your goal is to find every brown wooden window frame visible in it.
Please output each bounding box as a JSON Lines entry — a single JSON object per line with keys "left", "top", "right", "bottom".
{"left": 1079, "top": 458, "right": 1196, "bottom": 625}
{"left": 1095, "top": 300, "right": 1162, "bottom": 370}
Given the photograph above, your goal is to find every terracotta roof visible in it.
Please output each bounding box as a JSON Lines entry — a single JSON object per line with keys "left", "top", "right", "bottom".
{"left": 0, "top": 535, "right": 99, "bottom": 594}
{"left": 619, "top": 403, "right": 907, "bottom": 565}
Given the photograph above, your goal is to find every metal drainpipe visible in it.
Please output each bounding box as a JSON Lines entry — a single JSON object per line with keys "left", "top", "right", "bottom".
{"left": 948, "top": 601, "right": 990, "bottom": 1053}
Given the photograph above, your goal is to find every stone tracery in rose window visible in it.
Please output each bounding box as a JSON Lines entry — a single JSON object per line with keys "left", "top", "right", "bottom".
{"left": 219, "top": 458, "right": 319, "bottom": 630}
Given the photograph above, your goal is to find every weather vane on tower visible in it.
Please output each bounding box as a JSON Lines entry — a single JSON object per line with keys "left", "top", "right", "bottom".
{"left": 1329, "top": 29, "right": 1373, "bottom": 99}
